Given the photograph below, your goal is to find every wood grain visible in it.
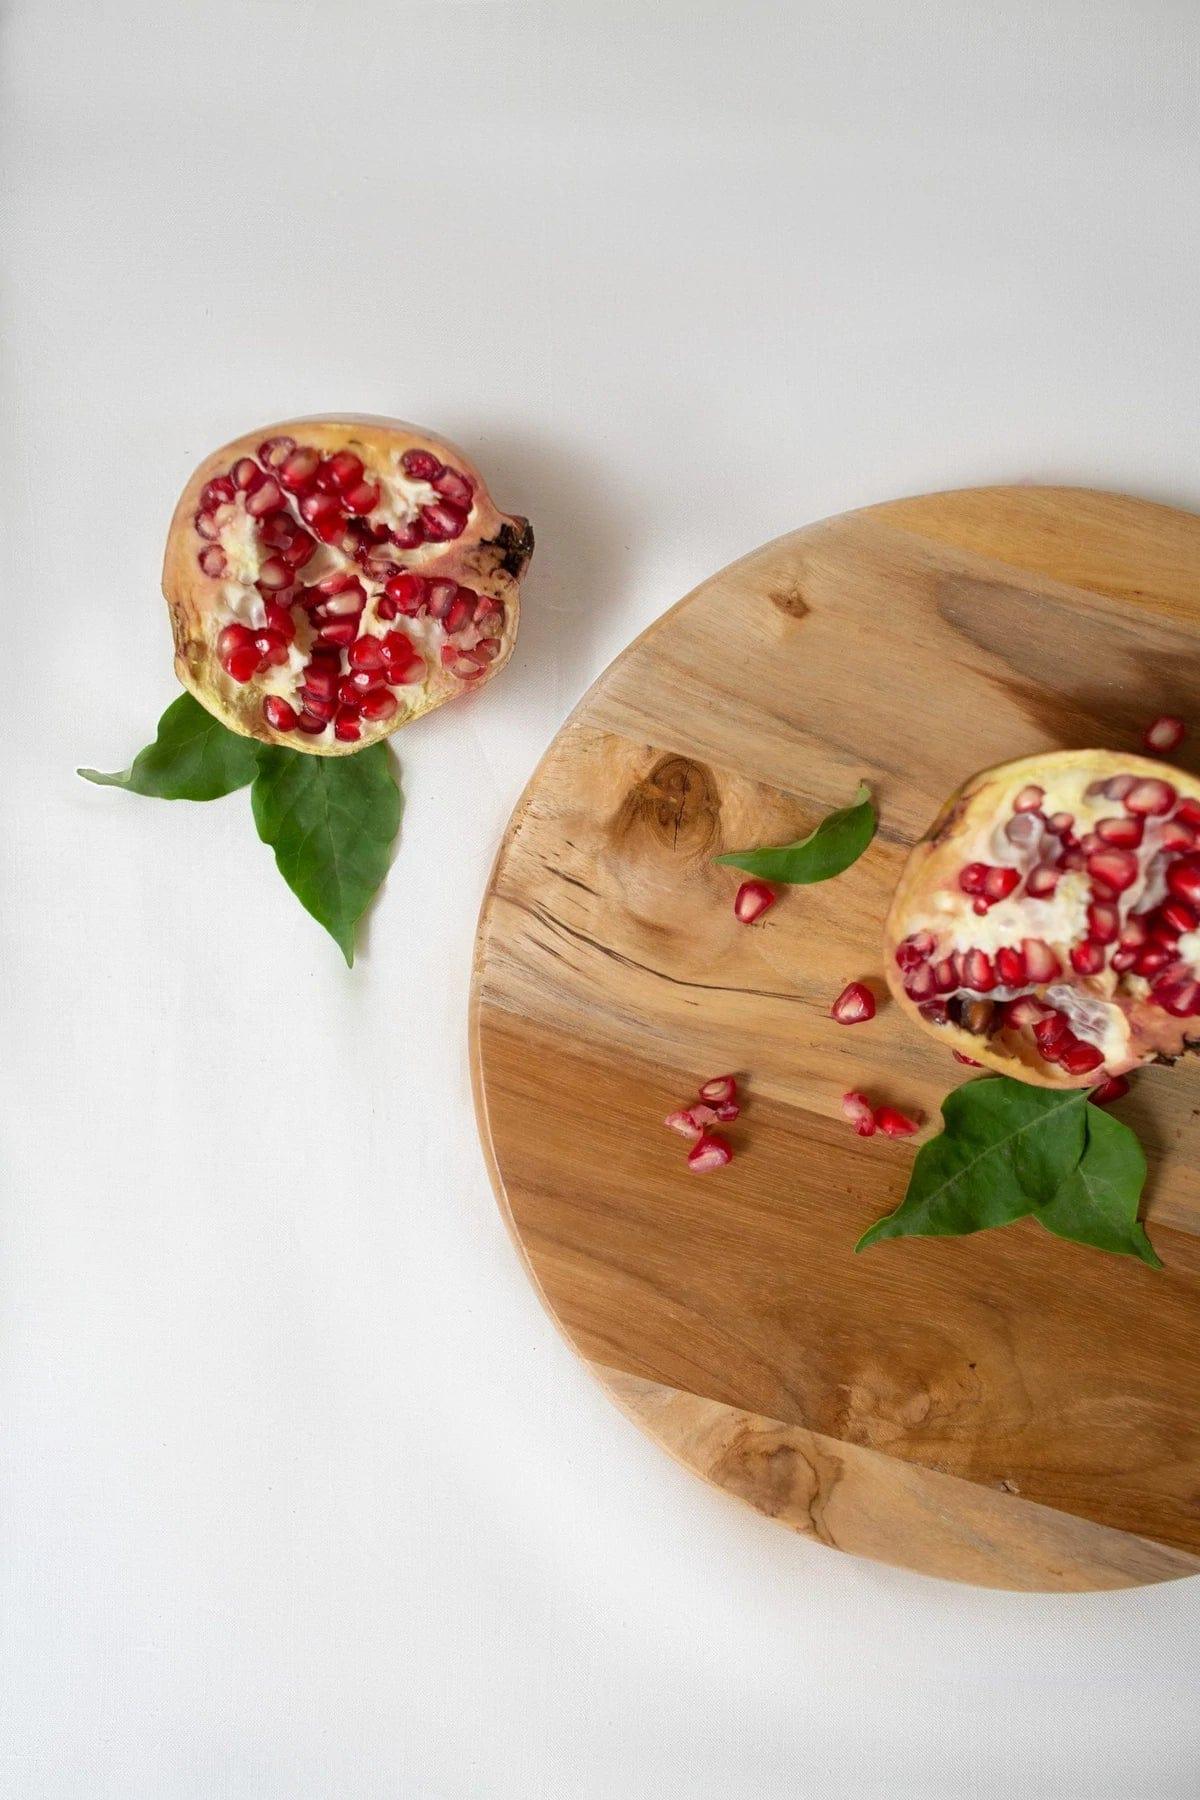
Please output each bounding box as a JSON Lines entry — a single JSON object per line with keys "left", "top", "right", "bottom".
{"left": 471, "top": 487, "right": 1200, "bottom": 1588}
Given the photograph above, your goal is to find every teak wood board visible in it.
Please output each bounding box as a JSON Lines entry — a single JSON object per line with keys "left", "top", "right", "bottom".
{"left": 471, "top": 487, "right": 1200, "bottom": 1591}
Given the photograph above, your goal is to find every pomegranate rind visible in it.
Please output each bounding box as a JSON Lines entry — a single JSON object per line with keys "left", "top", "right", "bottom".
{"left": 885, "top": 749, "right": 1200, "bottom": 1088}
{"left": 162, "top": 415, "right": 532, "bottom": 756}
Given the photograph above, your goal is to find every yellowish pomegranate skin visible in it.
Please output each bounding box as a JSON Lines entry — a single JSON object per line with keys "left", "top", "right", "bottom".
{"left": 886, "top": 749, "right": 1200, "bottom": 1088}
{"left": 162, "top": 415, "right": 532, "bottom": 756}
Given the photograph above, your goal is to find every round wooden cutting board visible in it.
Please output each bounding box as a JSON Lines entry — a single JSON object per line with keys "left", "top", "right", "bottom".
{"left": 471, "top": 487, "right": 1200, "bottom": 1591}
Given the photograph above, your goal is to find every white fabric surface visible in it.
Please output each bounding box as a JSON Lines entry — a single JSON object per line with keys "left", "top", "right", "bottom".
{"left": 4, "top": 2, "right": 1200, "bottom": 1794}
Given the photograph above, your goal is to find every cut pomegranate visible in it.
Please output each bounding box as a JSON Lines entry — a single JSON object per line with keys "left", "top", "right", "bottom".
{"left": 885, "top": 749, "right": 1200, "bottom": 1087}
{"left": 687, "top": 1134, "right": 733, "bottom": 1173}
{"left": 1144, "top": 715, "right": 1186, "bottom": 755}
{"left": 830, "top": 982, "right": 876, "bottom": 1024}
{"left": 733, "top": 879, "right": 776, "bottom": 923}
{"left": 841, "top": 1092, "right": 876, "bottom": 1137}
{"left": 164, "top": 416, "right": 531, "bottom": 753}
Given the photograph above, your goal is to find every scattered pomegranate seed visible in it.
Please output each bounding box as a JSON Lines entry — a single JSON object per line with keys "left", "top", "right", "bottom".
{"left": 713, "top": 1099, "right": 740, "bottom": 1122}
{"left": 665, "top": 1109, "right": 704, "bottom": 1141}
{"left": 841, "top": 1092, "right": 876, "bottom": 1137}
{"left": 1090, "top": 1074, "right": 1130, "bottom": 1105}
{"left": 687, "top": 1134, "right": 733, "bottom": 1173}
{"left": 734, "top": 880, "right": 776, "bottom": 924}
{"left": 1144, "top": 715, "right": 1186, "bottom": 755}
{"left": 1125, "top": 778, "right": 1176, "bottom": 816}
{"left": 830, "top": 982, "right": 876, "bottom": 1024}
{"left": 874, "top": 1105, "right": 921, "bottom": 1137}
{"left": 697, "top": 1075, "right": 737, "bottom": 1105}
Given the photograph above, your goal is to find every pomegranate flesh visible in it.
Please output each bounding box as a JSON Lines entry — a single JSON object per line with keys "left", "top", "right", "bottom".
{"left": 163, "top": 417, "right": 533, "bottom": 755}
{"left": 886, "top": 750, "right": 1200, "bottom": 1087}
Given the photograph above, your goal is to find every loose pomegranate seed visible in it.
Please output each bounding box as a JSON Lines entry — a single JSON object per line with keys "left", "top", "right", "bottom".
{"left": 258, "top": 434, "right": 296, "bottom": 469}
{"left": 1087, "top": 902, "right": 1120, "bottom": 943}
{"left": 1125, "top": 778, "right": 1176, "bottom": 816}
{"left": 1105, "top": 774, "right": 1137, "bottom": 800}
{"left": 688, "top": 1134, "right": 733, "bottom": 1173}
{"left": 664, "top": 1109, "right": 703, "bottom": 1141}
{"left": 343, "top": 479, "right": 380, "bottom": 515}
{"left": 262, "top": 696, "right": 298, "bottom": 731}
{"left": 245, "top": 476, "right": 285, "bottom": 518}
{"left": 1144, "top": 715, "right": 1186, "bottom": 754}
{"left": 230, "top": 457, "right": 264, "bottom": 492}
{"left": 982, "top": 865, "right": 1020, "bottom": 902}
{"left": 713, "top": 1099, "right": 740, "bottom": 1122}
{"left": 1085, "top": 847, "right": 1138, "bottom": 891}
{"left": 1095, "top": 814, "right": 1143, "bottom": 848}
{"left": 1166, "top": 853, "right": 1200, "bottom": 907}
{"left": 874, "top": 1105, "right": 920, "bottom": 1137}
{"left": 401, "top": 448, "right": 442, "bottom": 479}
{"left": 198, "top": 545, "right": 227, "bottom": 577}
{"left": 689, "top": 1104, "right": 720, "bottom": 1128}
{"left": 952, "top": 1050, "right": 982, "bottom": 1065}
{"left": 734, "top": 880, "right": 776, "bottom": 923}
{"left": 1046, "top": 812, "right": 1074, "bottom": 835}
{"left": 958, "top": 863, "right": 989, "bottom": 895}
{"left": 1090, "top": 1075, "right": 1130, "bottom": 1105}
{"left": 1060, "top": 1040, "right": 1105, "bottom": 1075}
{"left": 1021, "top": 937, "right": 1062, "bottom": 982}
{"left": 333, "top": 705, "right": 362, "bottom": 743}
{"left": 905, "top": 964, "right": 936, "bottom": 1000}
{"left": 995, "top": 946, "right": 1027, "bottom": 985}
{"left": 698, "top": 1075, "right": 737, "bottom": 1104}
{"left": 420, "top": 500, "right": 468, "bottom": 540}
{"left": 1070, "top": 939, "right": 1106, "bottom": 975}
{"left": 962, "top": 948, "right": 996, "bottom": 991}
{"left": 841, "top": 1092, "right": 876, "bottom": 1136}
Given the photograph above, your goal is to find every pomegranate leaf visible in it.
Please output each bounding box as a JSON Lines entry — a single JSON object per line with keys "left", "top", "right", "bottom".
{"left": 716, "top": 783, "right": 876, "bottom": 884}
{"left": 1036, "top": 1105, "right": 1162, "bottom": 1268}
{"left": 251, "top": 743, "right": 402, "bottom": 965}
{"left": 855, "top": 1078, "right": 1087, "bottom": 1250}
{"left": 78, "top": 693, "right": 260, "bottom": 800}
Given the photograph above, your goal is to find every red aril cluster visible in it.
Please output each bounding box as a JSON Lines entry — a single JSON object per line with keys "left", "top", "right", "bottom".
{"left": 663, "top": 1074, "right": 740, "bottom": 1171}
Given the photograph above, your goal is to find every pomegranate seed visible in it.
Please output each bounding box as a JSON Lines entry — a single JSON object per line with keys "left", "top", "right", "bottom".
{"left": 379, "top": 630, "right": 417, "bottom": 664}
{"left": 346, "top": 635, "right": 384, "bottom": 671}
{"left": 1155, "top": 979, "right": 1200, "bottom": 1016}
{"left": 1105, "top": 774, "right": 1137, "bottom": 800}
{"left": 1125, "top": 778, "right": 1176, "bottom": 816}
{"left": 387, "top": 656, "right": 426, "bottom": 687}
{"left": 262, "top": 601, "right": 296, "bottom": 643}
{"left": 198, "top": 545, "right": 227, "bottom": 577}
{"left": 301, "top": 667, "right": 338, "bottom": 703}
{"left": 200, "top": 476, "right": 236, "bottom": 510}
{"left": 698, "top": 1075, "right": 737, "bottom": 1105}
{"left": 995, "top": 946, "right": 1027, "bottom": 985}
{"left": 443, "top": 598, "right": 474, "bottom": 634}
{"left": 689, "top": 1104, "right": 720, "bottom": 1128}
{"left": 1046, "top": 812, "right": 1074, "bottom": 835}
{"left": 1175, "top": 797, "right": 1200, "bottom": 829}
{"left": 687, "top": 1133, "right": 733, "bottom": 1173}
{"left": 317, "top": 619, "right": 358, "bottom": 647}
{"left": 258, "top": 435, "right": 295, "bottom": 469}
{"left": 333, "top": 705, "right": 362, "bottom": 743}
{"left": 1159, "top": 819, "right": 1197, "bottom": 850}
{"left": 1090, "top": 1075, "right": 1131, "bottom": 1105}
{"left": 401, "top": 447, "right": 442, "bottom": 479}
{"left": 298, "top": 690, "right": 336, "bottom": 722}
{"left": 1021, "top": 937, "right": 1062, "bottom": 982}
{"left": 324, "top": 451, "right": 364, "bottom": 491}
{"left": 431, "top": 465, "right": 474, "bottom": 507}
{"left": 959, "top": 862, "right": 989, "bottom": 895}
{"left": 713, "top": 1099, "right": 740, "bottom": 1122}
{"left": 874, "top": 1105, "right": 920, "bottom": 1138}
{"left": 734, "top": 880, "right": 776, "bottom": 924}
{"left": 217, "top": 623, "right": 254, "bottom": 662}
{"left": 1110, "top": 948, "right": 1139, "bottom": 973}
{"left": 664, "top": 1109, "right": 703, "bottom": 1141}
{"left": 952, "top": 1050, "right": 982, "bottom": 1066}
{"left": 255, "top": 556, "right": 291, "bottom": 591}
{"left": 1087, "top": 902, "right": 1120, "bottom": 943}
{"left": 933, "top": 957, "right": 958, "bottom": 992}
{"left": 281, "top": 530, "right": 317, "bottom": 570}
{"left": 1060, "top": 1040, "right": 1105, "bottom": 1075}
{"left": 1005, "top": 812, "right": 1043, "bottom": 850}
{"left": 253, "top": 629, "right": 289, "bottom": 668}
{"left": 1135, "top": 943, "right": 1173, "bottom": 976}
{"left": 1165, "top": 853, "right": 1200, "bottom": 907}
{"left": 1160, "top": 896, "right": 1199, "bottom": 935}
{"left": 1070, "top": 939, "right": 1106, "bottom": 975}
{"left": 905, "top": 964, "right": 936, "bottom": 1000}
{"left": 359, "top": 689, "right": 400, "bottom": 722}
{"left": 376, "top": 597, "right": 399, "bottom": 621}
{"left": 230, "top": 457, "right": 264, "bottom": 492}
{"left": 1085, "top": 847, "right": 1138, "bottom": 891}
{"left": 1144, "top": 715, "right": 1186, "bottom": 754}
{"left": 982, "top": 865, "right": 1020, "bottom": 902}
{"left": 1118, "top": 917, "right": 1148, "bottom": 949}
{"left": 895, "top": 933, "right": 933, "bottom": 972}
{"left": 225, "top": 645, "right": 261, "bottom": 683}
{"left": 426, "top": 579, "right": 459, "bottom": 620}
{"left": 262, "top": 696, "right": 298, "bottom": 731}
{"left": 1006, "top": 995, "right": 1054, "bottom": 1027}
{"left": 1034, "top": 1013, "right": 1070, "bottom": 1052}
{"left": 841, "top": 1092, "right": 876, "bottom": 1137}
{"left": 962, "top": 948, "right": 996, "bottom": 991}
{"left": 296, "top": 712, "right": 328, "bottom": 735}
{"left": 390, "top": 518, "right": 425, "bottom": 550}
{"left": 1078, "top": 832, "right": 1102, "bottom": 855}
{"left": 1012, "top": 784, "right": 1044, "bottom": 812}
{"left": 245, "top": 476, "right": 285, "bottom": 517}
{"left": 1095, "top": 815, "right": 1143, "bottom": 848}
{"left": 385, "top": 572, "right": 427, "bottom": 614}
{"left": 420, "top": 500, "right": 468, "bottom": 540}
{"left": 475, "top": 637, "right": 503, "bottom": 663}
{"left": 194, "top": 509, "right": 222, "bottom": 540}
{"left": 1024, "top": 863, "right": 1061, "bottom": 899}
{"left": 343, "top": 479, "right": 380, "bottom": 515}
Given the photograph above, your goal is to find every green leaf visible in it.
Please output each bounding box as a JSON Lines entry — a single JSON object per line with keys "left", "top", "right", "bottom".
{"left": 1036, "top": 1106, "right": 1163, "bottom": 1268}
{"left": 715, "top": 783, "right": 876, "bottom": 884}
{"left": 856, "top": 1078, "right": 1087, "bottom": 1251}
{"left": 79, "top": 693, "right": 261, "bottom": 801}
{"left": 251, "top": 744, "right": 402, "bottom": 965}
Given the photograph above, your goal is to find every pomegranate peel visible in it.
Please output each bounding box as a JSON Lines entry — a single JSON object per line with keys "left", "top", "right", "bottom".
{"left": 163, "top": 416, "right": 532, "bottom": 756}
{"left": 886, "top": 749, "right": 1200, "bottom": 1088}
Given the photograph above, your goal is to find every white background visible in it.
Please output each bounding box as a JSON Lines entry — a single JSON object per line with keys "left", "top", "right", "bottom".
{"left": 4, "top": 2, "right": 1199, "bottom": 1794}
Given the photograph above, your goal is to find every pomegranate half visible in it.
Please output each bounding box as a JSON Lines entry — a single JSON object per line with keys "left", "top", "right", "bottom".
{"left": 162, "top": 417, "right": 532, "bottom": 754}
{"left": 886, "top": 749, "right": 1200, "bottom": 1087}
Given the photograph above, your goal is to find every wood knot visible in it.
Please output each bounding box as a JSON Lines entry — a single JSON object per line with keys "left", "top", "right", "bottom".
{"left": 612, "top": 755, "right": 722, "bottom": 856}
{"left": 768, "top": 582, "right": 809, "bottom": 620}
